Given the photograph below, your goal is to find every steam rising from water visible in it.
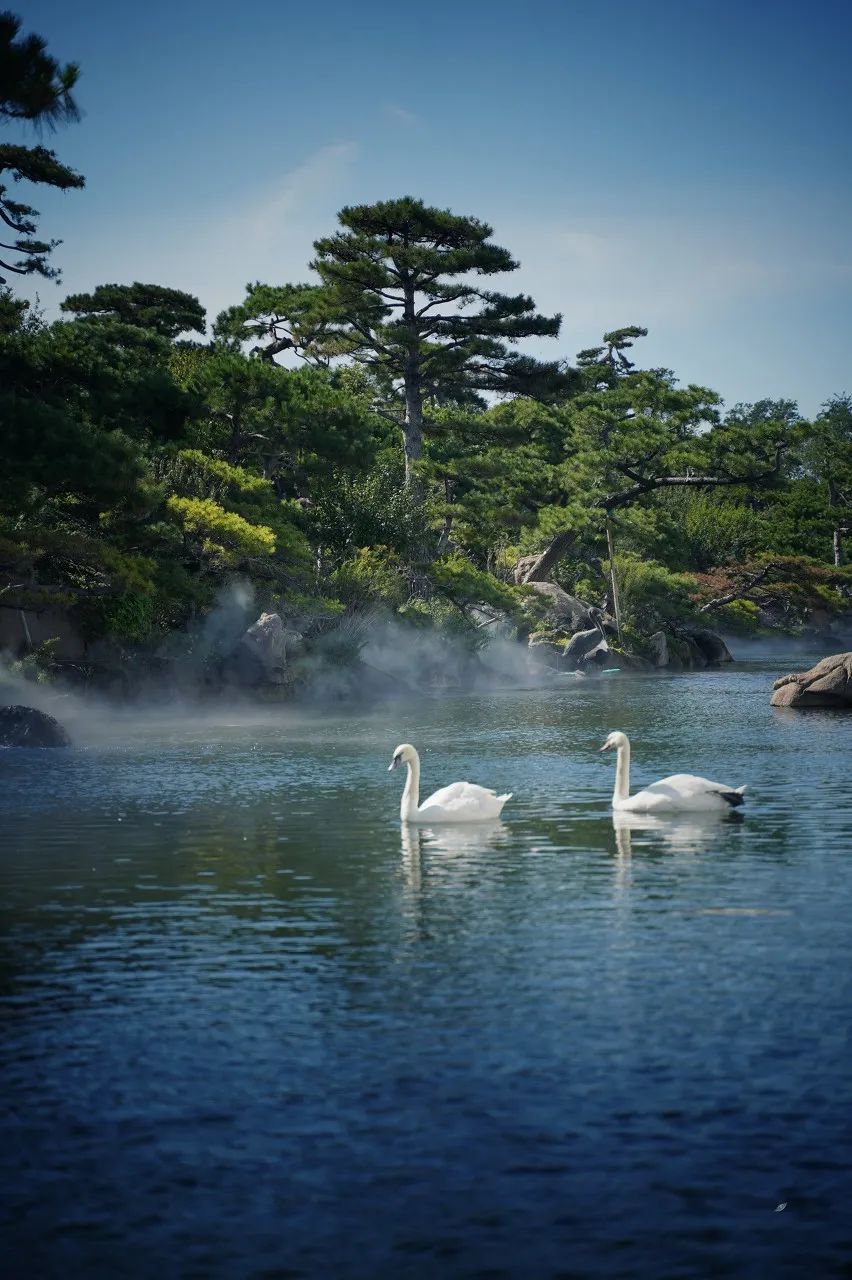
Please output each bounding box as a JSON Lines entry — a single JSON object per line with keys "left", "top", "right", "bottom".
{"left": 2, "top": 573, "right": 845, "bottom": 749}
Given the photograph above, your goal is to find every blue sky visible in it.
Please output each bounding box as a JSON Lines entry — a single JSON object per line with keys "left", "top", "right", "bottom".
{"left": 14, "top": 0, "right": 852, "bottom": 416}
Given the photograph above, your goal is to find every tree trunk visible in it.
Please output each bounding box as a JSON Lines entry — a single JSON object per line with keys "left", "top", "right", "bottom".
{"left": 828, "top": 479, "right": 844, "bottom": 566}
{"left": 514, "top": 530, "right": 576, "bottom": 583}
{"left": 402, "top": 359, "right": 424, "bottom": 487}
{"left": 605, "top": 516, "right": 623, "bottom": 645}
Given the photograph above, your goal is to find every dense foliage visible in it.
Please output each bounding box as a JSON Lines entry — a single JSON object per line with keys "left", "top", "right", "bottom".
{"left": 1, "top": 13, "right": 849, "bottom": 679}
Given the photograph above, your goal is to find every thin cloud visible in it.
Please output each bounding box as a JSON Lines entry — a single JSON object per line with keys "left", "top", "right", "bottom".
{"left": 498, "top": 213, "right": 851, "bottom": 341}
{"left": 241, "top": 142, "right": 360, "bottom": 244}
{"left": 383, "top": 103, "right": 423, "bottom": 128}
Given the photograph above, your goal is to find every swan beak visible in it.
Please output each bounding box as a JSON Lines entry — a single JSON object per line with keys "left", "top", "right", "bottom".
{"left": 599, "top": 741, "right": 612, "bottom": 752}
{"left": 388, "top": 757, "right": 400, "bottom": 771}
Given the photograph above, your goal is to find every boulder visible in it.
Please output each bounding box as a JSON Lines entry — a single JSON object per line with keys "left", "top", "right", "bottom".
{"left": 684, "top": 627, "right": 734, "bottom": 665}
{"left": 0, "top": 705, "right": 70, "bottom": 747}
{"left": 577, "top": 639, "right": 610, "bottom": 671}
{"left": 564, "top": 624, "right": 607, "bottom": 666}
{"left": 223, "top": 611, "right": 288, "bottom": 685}
{"left": 770, "top": 652, "right": 852, "bottom": 709}
{"left": 648, "top": 631, "right": 669, "bottom": 668}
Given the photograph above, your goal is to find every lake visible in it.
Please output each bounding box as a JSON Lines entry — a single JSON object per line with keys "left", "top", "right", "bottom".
{"left": 1, "top": 655, "right": 851, "bottom": 1278}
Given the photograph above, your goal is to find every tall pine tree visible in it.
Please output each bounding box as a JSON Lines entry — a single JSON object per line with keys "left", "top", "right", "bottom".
{"left": 312, "top": 197, "right": 572, "bottom": 488}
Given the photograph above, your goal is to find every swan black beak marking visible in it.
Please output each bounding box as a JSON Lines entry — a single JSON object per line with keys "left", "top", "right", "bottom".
{"left": 388, "top": 757, "right": 400, "bottom": 771}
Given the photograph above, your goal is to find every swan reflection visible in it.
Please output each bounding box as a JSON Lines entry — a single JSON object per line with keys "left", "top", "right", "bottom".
{"left": 401, "top": 820, "right": 509, "bottom": 858}
{"left": 400, "top": 820, "right": 509, "bottom": 890}
{"left": 612, "top": 810, "right": 742, "bottom": 857}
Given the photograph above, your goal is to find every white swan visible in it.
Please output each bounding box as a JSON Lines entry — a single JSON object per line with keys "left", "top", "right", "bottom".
{"left": 600, "top": 731, "right": 747, "bottom": 813}
{"left": 388, "top": 743, "right": 512, "bottom": 824}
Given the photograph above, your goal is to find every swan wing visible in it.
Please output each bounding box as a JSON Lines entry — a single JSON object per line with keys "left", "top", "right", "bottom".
{"left": 417, "top": 780, "right": 512, "bottom": 823}
{"left": 624, "top": 773, "right": 747, "bottom": 812}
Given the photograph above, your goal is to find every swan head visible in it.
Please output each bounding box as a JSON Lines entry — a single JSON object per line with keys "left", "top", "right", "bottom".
{"left": 388, "top": 743, "right": 418, "bottom": 771}
{"left": 600, "top": 730, "right": 629, "bottom": 753}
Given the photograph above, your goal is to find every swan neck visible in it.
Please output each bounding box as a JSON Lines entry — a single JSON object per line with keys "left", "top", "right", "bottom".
{"left": 614, "top": 740, "right": 631, "bottom": 804}
{"left": 401, "top": 754, "right": 420, "bottom": 821}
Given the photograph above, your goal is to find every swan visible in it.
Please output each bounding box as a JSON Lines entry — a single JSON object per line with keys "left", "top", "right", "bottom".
{"left": 388, "top": 743, "right": 512, "bottom": 824}
{"left": 600, "top": 731, "right": 747, "bottom": 813}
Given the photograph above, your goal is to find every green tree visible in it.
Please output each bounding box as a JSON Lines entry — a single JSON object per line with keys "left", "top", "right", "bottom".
{"left": 432, "top": 329, "right": 797, "bottom": 585}
{"left": 61, "top": 282, "right": 206, "bottom": 340}
{"left": 312, "top": 196, "right": 572, "bottom": 487}
{"left": 179, "top": 347, "right": 378, "bottom": 498}
{"left": 0, "top": 10, "right": 84, "bottom": 281}
{"left": 213, "top": 281, "right": 344, "bottom": 365}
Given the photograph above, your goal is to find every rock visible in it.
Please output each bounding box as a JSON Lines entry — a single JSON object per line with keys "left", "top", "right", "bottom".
{"left": 684, "top": 627, "right": 734, "bottom": 665}
{"left": 563, "top": 625, "right": 607, "bottom": 667}
{"left": 578, "top": 639, "right": 611, "bottom": 671}
{"left": 224, "top": 612, "right": 288, "bottom": 685}
{"left": 770, "top": 651, "right": 852, "bottom": 709}
{"left": 522, "top": 582, "right": 595, "bottom": 632}
{"left": 0, "top": 705, "right": 70, "bottom": 747}
{"left": 527, "top": 633, "right": 566, "bottom": 669}
{"left": 513, "top": 554, "right": 543, "bottom": 584}
{"left": 682, "top": 637, "right": 708, "bottom": 669}
{"left": 648, "top": 631, "right": 669, "bottom": 668}
{"left": 611, "top": 650, "right": 655, "bottom": 672}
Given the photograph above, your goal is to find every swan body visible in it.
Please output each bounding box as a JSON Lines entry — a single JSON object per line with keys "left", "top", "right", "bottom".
{"left": 389, "top": 743, "right": 512, "bottom": 824}
{"left": 600, "top": 731, "right": 747, "bottom": 813}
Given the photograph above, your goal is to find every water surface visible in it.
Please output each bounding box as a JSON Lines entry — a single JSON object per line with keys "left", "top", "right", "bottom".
{"left": 2, "top": 658, "right": 851, "bottom": 1278}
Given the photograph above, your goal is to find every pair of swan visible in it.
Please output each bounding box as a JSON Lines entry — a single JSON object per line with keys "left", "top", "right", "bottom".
{"left": 388, "top": 734, "right": 747, "bottom": 823}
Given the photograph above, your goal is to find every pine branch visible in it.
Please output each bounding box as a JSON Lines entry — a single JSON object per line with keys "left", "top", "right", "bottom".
{"left": 698, "top": 563, "right": 780, "bottom": 614}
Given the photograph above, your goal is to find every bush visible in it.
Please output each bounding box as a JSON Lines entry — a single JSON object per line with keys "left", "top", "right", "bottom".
{"left": 613, "top": 554, "right": 699, "bottom": 634}
{"left": 331, "top": 547, "right": 410, "bottom": 611}
{"left": 166, "top": 496, "right": 276, "bottom": 560}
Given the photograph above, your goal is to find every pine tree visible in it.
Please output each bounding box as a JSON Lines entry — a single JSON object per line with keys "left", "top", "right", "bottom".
{"left": 213, "top": 281, "right": 344, "bottom": 365}
{"left": 312, "top": 196, "right": 572, "bottom": 487}
{"left": 61, "top": 282, "right": 206, "bottom": 341}
{"left": 0, "top": 11, "right": 85, "bottom": 282}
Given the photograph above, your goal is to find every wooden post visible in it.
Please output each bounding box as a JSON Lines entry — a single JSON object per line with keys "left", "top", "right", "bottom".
{"left": 605, "top": 515, "right": 623, "bottom": 646}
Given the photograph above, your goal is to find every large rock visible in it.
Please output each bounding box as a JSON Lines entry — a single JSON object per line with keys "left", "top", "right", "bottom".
{"left": 0, "top": 705, "right": 70, "bottom": 747}
{"left": 578, "top": 638, "right": 611, "bottom": 671}
{"left": 563, "top": 623, "right": 608, "bottom": 666}
{"left": 224, "top": 612, "right": 288, "bottom": 685}
{"left": 684, "top": 627, "right": 734, "bottom": 665}
{"left": 648, "top": 631, "right": 669, "bottom": 668}
{"left": 770, "top": 652, "right": 852, "bottom": 709}
{"left": 654, "top": 627, "right": 732, "bottom": 671}
{"left": 523, "top": 582, "right": 594, "bottom": 633}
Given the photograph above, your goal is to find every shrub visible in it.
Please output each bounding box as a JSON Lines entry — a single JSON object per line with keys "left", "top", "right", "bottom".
{"left": 613, "top": 554, "right": 699, "bottom": 634}
{"left": 166, "top": 496, "right": 276, "bottom": 561}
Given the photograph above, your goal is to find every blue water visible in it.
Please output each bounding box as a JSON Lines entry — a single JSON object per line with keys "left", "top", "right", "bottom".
{"left": 1, "top": 659, "right": 851, "bottom": 1278}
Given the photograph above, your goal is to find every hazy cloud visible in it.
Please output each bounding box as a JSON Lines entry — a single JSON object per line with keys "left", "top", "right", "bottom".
{"left": 383, "top": 103, "right": 423, "bottom": 128}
